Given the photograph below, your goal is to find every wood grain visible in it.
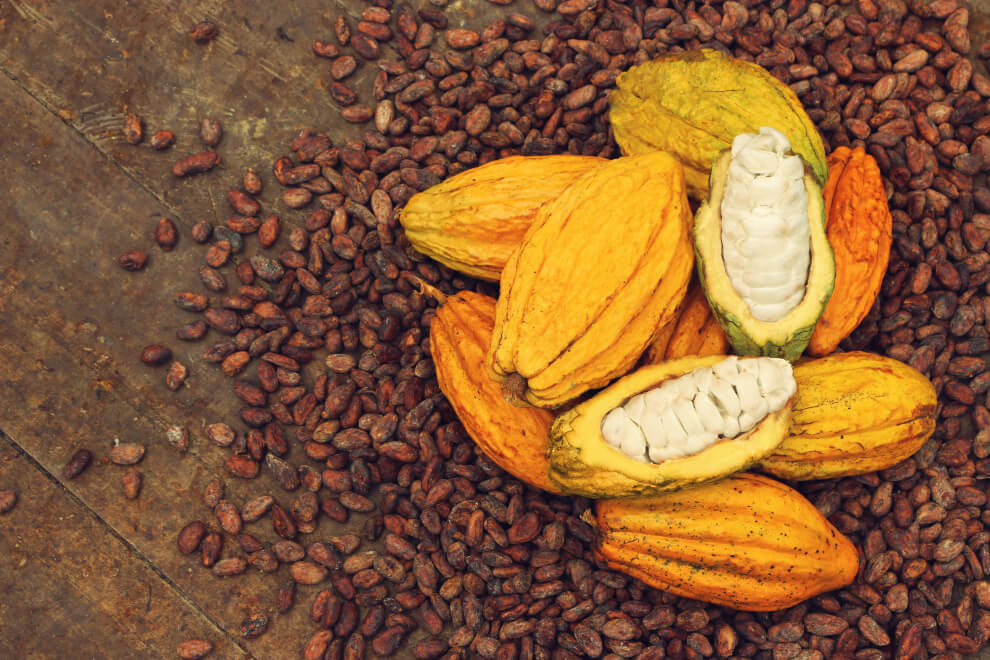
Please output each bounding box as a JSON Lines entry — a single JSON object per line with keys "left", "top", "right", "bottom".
{"left": 0, "top": 69, "right": 362, "bottom": 658}
{"left": 0, "top": 434, "right": 248, "bottom": 659}
{"left": 0, "top": 0, "right": 547, "bottom": 654}
{"left": 0, "top": 0, "right": 379, "bottom": 227}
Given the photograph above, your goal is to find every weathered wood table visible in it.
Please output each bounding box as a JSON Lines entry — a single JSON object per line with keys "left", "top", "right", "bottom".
{"left": 0, "top": 1, "right": 509, "bottom": 657}
{"left": 1, "top": 0, "right": 989, "bottom": 659}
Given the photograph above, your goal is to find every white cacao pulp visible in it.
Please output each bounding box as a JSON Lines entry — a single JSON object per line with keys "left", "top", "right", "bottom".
{"left": 600, "top": 356, "right": 796, "bottom": 464}
{"left": 720, "top": 126, "right": 811, "bottom": 322}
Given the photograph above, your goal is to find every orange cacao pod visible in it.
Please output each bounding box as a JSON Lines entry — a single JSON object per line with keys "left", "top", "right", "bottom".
{"left": 429, "top": 290, "right": 563, "bottom": 494}
{"left": 807, "top": 147, "right": 892, "bottom": 356}
{"left": 592, "top": 473, "right": 859, "bottom": 611}
{"left": 644, "top": 278, "right": 729, "bottom": 363}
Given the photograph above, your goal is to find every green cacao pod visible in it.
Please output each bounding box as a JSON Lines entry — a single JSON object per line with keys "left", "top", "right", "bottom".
{"left": 609, "top": 49, "right": 828, "bottom": 200}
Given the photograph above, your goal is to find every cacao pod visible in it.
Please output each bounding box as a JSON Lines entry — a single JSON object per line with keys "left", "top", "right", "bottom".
{"left": 489, "top": 152, "right": 694, "bottom": 409}
{"left": 593, "top": 472, "right": 860, "bottom": 611}
{"left": 757, "top": 351, "right": 936, "bottom": 480}
{"left": 399, "top": 155, "right": 605, "bottom": 281}
{"left": 694, "top": 129, "right": 834, "bottom": 362}
{"left": 807, "top": 147, "right": 893, "bottom": 356}
{"left": 549, "top": 355, "right": 794, "bottom": 499}
{"left": 430, "top": 290, "right": 563, "bottom": 494}
{"left": 644, "top": 278, "right": 729, "bottom": 363}
{"left": 609, "top": 50, "right": 827, "bottom": 200}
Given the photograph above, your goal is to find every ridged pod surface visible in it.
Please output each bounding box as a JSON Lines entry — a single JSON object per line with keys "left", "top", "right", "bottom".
{"left": 593, "top": 473, "right": 860, "bottom": 611}
{"left": 399, "top": 155, "right": 604, "bottom": 281}
{"left": 548, "top": 355, "right": 792, "bottom": 499}
{"left": 758, "top": 351, "right": 936, "bottom": 480}
{"left": 489, "top": 152, "right": 694, "bottom": 409}
{"left": 609, "top": 50, "right": 827, "bottom": 200}
{"left": 645, "top": 278, "right": 729, "bottom": 363}
{"left": 430, "top": 291, "right": 563, "bottom": 494}
{"left": 807, "top": 147, "right": 893, "bottom": 356}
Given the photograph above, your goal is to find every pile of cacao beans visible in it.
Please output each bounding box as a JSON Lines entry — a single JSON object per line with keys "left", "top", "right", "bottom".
{"left": 116, "top": 0, "right": 990, "bottom": 658}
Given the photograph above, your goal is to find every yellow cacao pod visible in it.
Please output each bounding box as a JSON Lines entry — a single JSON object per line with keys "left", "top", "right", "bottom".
{"left": 399, "top": 155, "right": 605, "bottom": 281}
{"left": 593, "top": 473, "right": 860, "bottom": 611}
{"left": 808, "top": 147, "right": 893, "bottom": 356}
{"left": 609, "top": 49, "right": 827, "bottom": 200}
{"left": 757, "top": 351, "right": 937, "bottom": 480}
{"left": 644, "top": 278, "right": 729, "bottom": 363}
{"left": 429, "top": 290, "right": 563, "bottom": 494}
{"left": 489, "top": 152, "right": 694, "bottom": 409}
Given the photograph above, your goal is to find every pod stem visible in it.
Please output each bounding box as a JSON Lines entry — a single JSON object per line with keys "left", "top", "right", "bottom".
{"left": 405, "top": 274, "right": 447, "bottom": 304}
{"left": 580, "top": 507, "right": 604, "bottom": 548}
{"left": 500, "top": 373, "right": 532, "bottom": 408}
{"left": 579, "top": 507, "right": 598, "bottom": 530}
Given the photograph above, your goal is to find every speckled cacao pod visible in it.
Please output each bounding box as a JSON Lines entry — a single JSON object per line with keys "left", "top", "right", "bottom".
{"left": 807, "top": 147, "right": 893, "bottom": 356}
{"left": 593, "top": 472, "right": 859, "bottom": 611}
{"left": 489, "top": 152, "right": 694, "bottom": 409}
{"left": 399, "top": 155, "right": 604, "bottom": 281}
{"left": 430, "top": 290, "right": 563, "bottom": 494}
{"left": 757, "top": 351, "right": 936, "bottom": 480}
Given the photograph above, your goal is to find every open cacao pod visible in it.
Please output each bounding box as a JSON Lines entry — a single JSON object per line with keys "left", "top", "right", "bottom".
{"left": 693, "top": 128, "right": 834, "bottom": 362}
{"left": 549, "top": 355, "right": 795, "bottom": 499}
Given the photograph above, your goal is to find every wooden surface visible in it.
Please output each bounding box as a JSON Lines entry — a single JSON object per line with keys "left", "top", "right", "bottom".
{"left": 0, "top": 1, "right": 545, "bottom": 658}
{"left": 0, "top": 0, "right": 988, "bottom": 659}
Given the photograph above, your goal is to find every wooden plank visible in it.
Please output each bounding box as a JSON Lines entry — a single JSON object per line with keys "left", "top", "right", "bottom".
{"left": 0, "top": 0, "right": 551, "bottom": 232}
{"left": 0, "top": 0, "right": 377, "bottom": 225}
{"left": 0, "top": 71, "right": 350, "bottom": 658}
{"left": 0, "top": 1, "right": 551, "bottom": 656}
{"left": 0, "top": 434, "right": 248, "bottom": 660}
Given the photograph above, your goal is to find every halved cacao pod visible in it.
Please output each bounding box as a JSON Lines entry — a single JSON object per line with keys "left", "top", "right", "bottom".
{"left": 807, "top": 147, "right": 893, "bottom": 356}
{"left": 430, "top": 290, "right": 563, "bottom": 494}
{"left": 489, "top": 152, "right": 694, "bottom": 409}
{"left": 757, "top": 351, "right": 937, "bottom": 480}
{"left": 694, "top": 131, "right": 835, "bottom": 362}
{"left": 400, "top": 155, "right": 605, "bottom": 281}
{"left": 593, "top": 472, "right": 860, "bottom": 611}
{"left": 644, "top": 278, "right": 729, "bottom": 363}
{"left": 609, "top": 49, "right": 828, "bottom": 200}
{"left": 548, "top": 355, "right": 794, "bottom": 499}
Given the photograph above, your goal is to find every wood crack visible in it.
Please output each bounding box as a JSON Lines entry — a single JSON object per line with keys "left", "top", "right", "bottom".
{"left": 0, "top": 65, "right": 196, "bottom": 230}
{"left": 0, "top": 431, "right": 253, "bottom": 659}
